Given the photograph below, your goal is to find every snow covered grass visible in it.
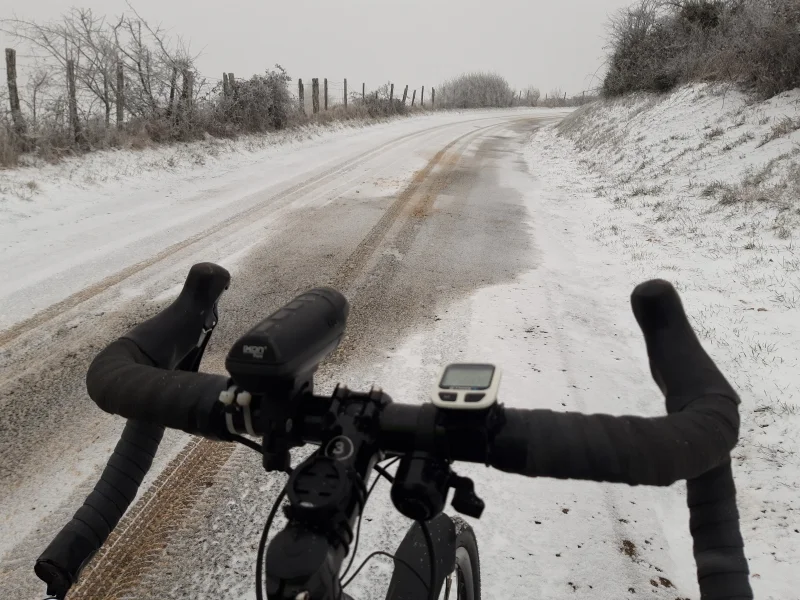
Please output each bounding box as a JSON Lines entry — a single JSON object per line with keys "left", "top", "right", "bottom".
{"left": 531, "top": 83, "right": 800, "bottom": 598}
{"left": 560, "top": 84, "right": 800, "bottom": 237}
{"left": 0, "top": 116, "right": 404, "bottom": 219}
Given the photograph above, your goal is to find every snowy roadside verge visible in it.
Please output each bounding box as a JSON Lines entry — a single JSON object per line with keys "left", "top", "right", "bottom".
{"left": 527, "top": 84, "right": 800, "bottom": 599}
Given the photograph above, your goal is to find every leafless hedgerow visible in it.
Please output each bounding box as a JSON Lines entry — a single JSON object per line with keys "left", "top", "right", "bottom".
{"left": 435, "top": 73, "right": 596, "bottom": 110}
{"left": 436, "top": 73, "right": 516, "bottom": 109}
{"left": 603, "top": 0, "right": 800, "bottom": 99}
{"left": 344, "top": 82, "right": 410, "bottom": 117}
{"left": 0, "top": 6, "right": 208, "bottom": 163}
{"left": 0, "top": 5, "right": 303, "bottom": 166}
{"left": 540, "top": 88, "right": 600, "bottom": 108}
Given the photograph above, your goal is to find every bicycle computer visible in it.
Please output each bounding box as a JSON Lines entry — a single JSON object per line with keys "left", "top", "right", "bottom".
{"left": 431, "top": 363, "right": 501, "bottom": 410}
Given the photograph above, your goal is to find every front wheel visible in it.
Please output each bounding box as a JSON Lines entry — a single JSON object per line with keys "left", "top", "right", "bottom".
{"left": 442, "top": 517, "right": 480, "bottom": 600}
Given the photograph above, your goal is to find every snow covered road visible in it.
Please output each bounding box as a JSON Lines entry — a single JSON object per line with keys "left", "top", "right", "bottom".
{"left": 0, "top": 100, "right": 770, "bottom": 600}
{"left": 1, "top": 109, "right": 579, "bottom": 599}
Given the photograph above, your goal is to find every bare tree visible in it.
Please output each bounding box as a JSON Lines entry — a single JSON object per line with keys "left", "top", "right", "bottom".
{"left": 69, "top": 9, "right": 117, "bottom": 127}
{"left": 112, "top": 3, "right": 197, "bottom": 119}
{"left": 2, "top": 10, "right": 118, "bottom": 129}
{"left": 0, "top": 5, "right": 296, "bottom": 161}
{"left": 24, "top": 68, "right": 53, "bottom": 130}
{"left": 605, "top": 0, "right": 664, "bottom": 48}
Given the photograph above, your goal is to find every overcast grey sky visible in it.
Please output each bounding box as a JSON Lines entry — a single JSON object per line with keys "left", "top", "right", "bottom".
{"left": 2, "top": 0, "right": 634, "bottom": 95}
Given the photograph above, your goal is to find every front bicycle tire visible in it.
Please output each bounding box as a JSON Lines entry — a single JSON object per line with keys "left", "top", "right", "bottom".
{"left": 446, "top": 516, "right": 480, "bottom": 600}
{"left": 386, "top": 513, "right": 480, "bottom": 600}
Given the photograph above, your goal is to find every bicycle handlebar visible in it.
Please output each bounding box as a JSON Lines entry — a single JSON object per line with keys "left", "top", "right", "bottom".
{"left": 36, "top": 264, "right": 752, "bottom": 600}
{"left": 87, "top": 338, "right": 230, "bottom": 437}
{"left": 34, "top": 263, "right": 231, "bottom": 598}
{"left": 633, "top": 281, "right": 749, "bottom": 599}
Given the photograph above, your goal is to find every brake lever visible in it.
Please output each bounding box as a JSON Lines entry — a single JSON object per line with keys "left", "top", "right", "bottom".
{"left": 176, "top": 296, "right": 222, "bottom": 373}
{"left": 125, "top": 262, "right": 231, "bottom": 370}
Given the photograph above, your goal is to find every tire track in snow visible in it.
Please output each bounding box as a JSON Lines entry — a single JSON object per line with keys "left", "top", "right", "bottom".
{"left": 0, "top": 116, "right": 502, "bottom": 350}
{"left": 0, "top": 116, "right": 505, "bottom": 526}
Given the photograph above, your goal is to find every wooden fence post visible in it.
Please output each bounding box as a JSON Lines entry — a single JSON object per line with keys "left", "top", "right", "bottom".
{"left": 5, "top": 48, "right": 26, "bottom": 136}
{"left": 177, "top": 67, "right": 190, "bottom": 124}
{"left": 389, "top": 83, "right": 394, "bottom": 110}
{"left": 66, "top": 59, "right": 84, "bottom": 146}
{"left": 421, "top": 86, "right": 425, "bottom": 107}
{"left": 187, "top": 72, "right": 194, "bottom": 113}
{"left": 312, "top": 78, "right": 320, "bottom": 114}
{"left": 223, "top": 73, "right": 229, "bottom": 97}
{"left": 411, "top": 89, "right": 416, "bottom": 107}
{"left": 324, "top": 78, "right": 328, "bottom": 110}
{"left": 116, "top": 61, "right": 125, "bottom": 126}
{"left": 165, "top": 66, "right": 178, "bottom": 120}
{"left": 227, "top": 73, "right": 236, "bottom": 100}
{"left": 402, "top": 85, "right": 408, "bottom": 104}
{"left": 298, "top": 79, "right": 305, "bottom": 115}
{"left": 362, "top": 82, "right": 365, "bottom": 103}
{"left": 344, "top": 78, "right": 348, "bottom": 110}
{"left": 432, "top": 88, "right": 435, "bottom": 109}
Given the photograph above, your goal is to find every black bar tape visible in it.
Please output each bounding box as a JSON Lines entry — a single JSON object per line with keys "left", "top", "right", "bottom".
{"left": 631, "top": 280, "right": 740, "bottom": 410}
{"left": 36, "top": 263, "right": 232, "bottom": 598}
{"left": 488, "top": 280, "right": 751, "bottom": 598}
{"left": 632, "top": 280, "right": 751, "bottom": 599}
{"left": 86, "top": 338, "right": 230, "bottom": 438}
{"left": 490, "top": 400, "right": 738, "bottom": 485}
{"left": 489, "top": 280, "right": 740, "bottom": 483}
{"left": 689, "top": 462, "right": 752, "bottom": 600}
{"left": 34, "top": 421, "right": 163, "bottom": 598}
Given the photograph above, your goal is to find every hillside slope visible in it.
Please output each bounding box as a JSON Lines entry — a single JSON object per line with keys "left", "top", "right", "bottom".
{"left": 528, "top": 83, "right": 800, "bottom": 599}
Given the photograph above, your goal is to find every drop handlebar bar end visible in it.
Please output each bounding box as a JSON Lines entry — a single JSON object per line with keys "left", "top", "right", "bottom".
{"left": 632, "top": 280, "right": 751, "bottom": 599}
{"left": 630, "top": 279, "right": 740, "bottom": 411}
{"left": 35, "top": 263, "right": 232, "bottom": 599}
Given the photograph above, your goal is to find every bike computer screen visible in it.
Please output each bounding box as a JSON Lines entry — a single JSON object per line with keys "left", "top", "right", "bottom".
{"left": 432, "top": 363, "right": 501, "bottom": 410}
{"left": 440, "top": 364, "right": 495, "bottom": 390}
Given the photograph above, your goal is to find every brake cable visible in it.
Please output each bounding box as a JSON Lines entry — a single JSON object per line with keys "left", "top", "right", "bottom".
{"left": 340, "top": 550, "right": 428, "bottom": 591}
{"left": 340, "top": 456, "right": 401, "bottom": 581}
{"left": 229, "top": 433, "right": 263, "bottom": 454}
{"left": 339, "top": 456, "right": 436, "bottom": 600}
{"left": 256, "top": 484, "right": 289, "bottom": 600}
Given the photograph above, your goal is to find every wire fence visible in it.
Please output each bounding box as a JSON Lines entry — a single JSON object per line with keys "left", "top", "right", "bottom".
{"left": 3, "top": 41, "right": 597, "bottom": 124}
{"left": 1, "top": 35, "right": 599, "bottom": 157}
{"left": 292, "top": 78, "right": 410, "bottom": 114}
